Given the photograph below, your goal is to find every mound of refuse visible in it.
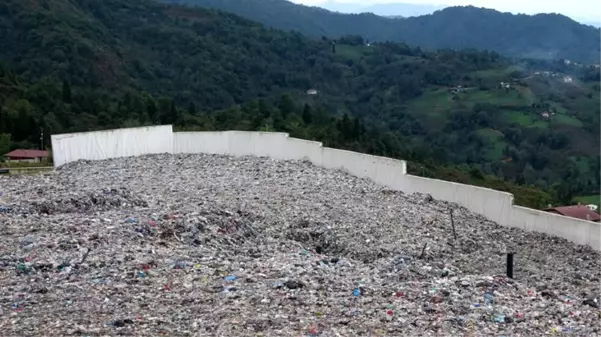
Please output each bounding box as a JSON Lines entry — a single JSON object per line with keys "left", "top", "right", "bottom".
{"left": 0, "top": 154, "right": 599, "bottom": 336}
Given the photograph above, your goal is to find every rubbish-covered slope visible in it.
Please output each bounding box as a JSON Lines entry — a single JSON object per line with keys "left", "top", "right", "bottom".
{"left": 0, "top": 154, "right": 599, "bottom": 336}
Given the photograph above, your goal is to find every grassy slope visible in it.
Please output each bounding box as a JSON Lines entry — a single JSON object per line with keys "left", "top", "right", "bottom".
{"left": 574, "top": 195, "right": 601, "bottom": 205}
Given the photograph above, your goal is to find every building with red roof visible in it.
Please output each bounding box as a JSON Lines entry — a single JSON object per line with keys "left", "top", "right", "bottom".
{"left": 3, "top": 149, "right": 49, "bottom": 163}
{"left": 545, "top": 205, "right": 600, "bottom": 222}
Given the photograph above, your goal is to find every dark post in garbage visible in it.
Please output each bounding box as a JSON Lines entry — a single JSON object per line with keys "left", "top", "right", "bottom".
{"left": 506, "top": 252, "right": 514, "bottom": 279}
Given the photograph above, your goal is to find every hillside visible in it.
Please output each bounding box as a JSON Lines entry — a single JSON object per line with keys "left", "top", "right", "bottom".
{"left": 165, "top": 0, "right": 393, "bottom": 40}
{"left": 167, "top": 0, "right": 601, "bottom": 63}
{"left": 0, "top": 0, "right": 598, "bottom": 208}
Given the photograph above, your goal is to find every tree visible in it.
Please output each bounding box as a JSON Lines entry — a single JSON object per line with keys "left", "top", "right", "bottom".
{"left": 338, "top": 113, "right": 352, "bottom": 140}
{"left": 277, "top": 94, "right": 295, "bottom": 118}
{"left": 146, "top": 97, "right": 158, "bottom": 124}
{"left": 302, "top": 104, "right": 312, "bottom": 124}
{"left": 170, "top": 99, "right": 179, "bottom": 125}
{"left": 0, "top": 133, "right": 10, "bottom": 157}
{"left": 62, "top": 79, "right": 72, "bottom": 103}
{"left": 188, "top": 102, "right": 197, "bottom": 115}
{"left": 157, "top": 97, "right": 172, "bottom": 124}
{"left": 553, "top": 183, "right": 574, "bottom": 205}
{"left": 0, "top": 105, "right": 5, "bottom": 133}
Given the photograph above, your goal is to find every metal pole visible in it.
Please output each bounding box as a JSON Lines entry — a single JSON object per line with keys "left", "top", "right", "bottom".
{"left": 506, "top": 253, "right": 514, "bottom": 278}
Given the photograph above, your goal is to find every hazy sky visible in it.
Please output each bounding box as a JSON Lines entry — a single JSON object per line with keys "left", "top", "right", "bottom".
{"left": 291, "top": 0, "right": 601, "bottom": 22}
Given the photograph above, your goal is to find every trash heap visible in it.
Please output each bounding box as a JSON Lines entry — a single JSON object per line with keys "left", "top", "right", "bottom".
{"left": 0, "top": 154, "right": 599, "bottom": 336}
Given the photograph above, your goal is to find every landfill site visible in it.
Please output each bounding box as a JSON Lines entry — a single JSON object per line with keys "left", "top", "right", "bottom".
{"left": 0, "top": 153, "right": 599, "bottom": 336}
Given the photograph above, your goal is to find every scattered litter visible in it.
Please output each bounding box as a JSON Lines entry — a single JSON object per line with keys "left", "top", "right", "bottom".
{"left": 223, "top": 275, "right": 237, "bottom": 282}
{"left": 0, "top": 153, "right": 599, "bottom": 336}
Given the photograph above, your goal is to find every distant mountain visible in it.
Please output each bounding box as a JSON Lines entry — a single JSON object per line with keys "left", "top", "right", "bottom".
{"left": 165, "top": 0, "right": 395, "bottom": 40}
{"left": 359, "top": 3, "right": 444, "bottom": 17}
{"left": 319, "top": 1, "right": 443, "bottom": 17}
{"left": 166, "top": 0, "right": 601, "bottom": 63}
{"left": 318, "top": 1, "right": 364, "bottom": 13}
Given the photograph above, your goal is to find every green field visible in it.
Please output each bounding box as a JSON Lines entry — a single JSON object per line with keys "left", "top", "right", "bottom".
{"left": 475, "top": 128, "right": 509, "bottom": 160}
{"left": 574, "top": 195, "right": 601, "bottom": 205}
{"left": 552, "top": 114, "right": 583, "bottom": 127}
{"left": 407, "top": 88, "right": 453, "bottom": 125}
{"left": 505, "top": 110, "right": 548, "bottom": 128}
{"left": 471, "top": 66, "right": 521, "bottom": 82}
{"left": 463, "top": 88, "right": 532, "bottom": 106}
{"left": 336, "top": 45, "right": 373, "bottom": 61}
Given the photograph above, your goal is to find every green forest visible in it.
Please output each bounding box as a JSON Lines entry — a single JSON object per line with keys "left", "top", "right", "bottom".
{"left": 168, "top": 0, "right": 601, "bottom": 63}
{"left": 0, "top": 0, "right": 599, "bottom": 209}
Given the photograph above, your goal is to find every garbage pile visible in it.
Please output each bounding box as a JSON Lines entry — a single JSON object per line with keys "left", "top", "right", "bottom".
{"left": 0, "top": 154, "right": 599, "bottom": 336}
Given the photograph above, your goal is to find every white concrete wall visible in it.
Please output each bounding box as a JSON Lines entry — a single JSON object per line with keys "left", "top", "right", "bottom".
{"left": 228, "top": 131, "right": 289, "bottom": 158}
{"left": 51, "top": 125, "right": 173, "bottom": 167}
{"left": 404, "top": 175, "right": 514, "bottom": 226}
{"left": 50, "top": 128, "right": 601, "bottom": 251}
{"left": 283, "top": 137, "right": 323, "bottom": 165}
{"left": 173, "top": 131, "right": 229, "bottom": 155}
{"left": 511, "top": 206, "right": 601, "bottom": 250}
{"left": 321, "top": 148, "right": 409, "bottom": 191}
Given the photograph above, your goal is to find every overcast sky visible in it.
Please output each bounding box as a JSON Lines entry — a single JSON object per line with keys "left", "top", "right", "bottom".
{"left": 291, "top": 0, "right": 601, "bottom": 22}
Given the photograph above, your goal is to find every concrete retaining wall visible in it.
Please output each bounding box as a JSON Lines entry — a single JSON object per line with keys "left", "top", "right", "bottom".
{"left": 404, "top": 175, "right": 514, "bottom": 226}
{"left": 174, "top": 131, "right": 229, "bottom": 155}
{"left": 511, "top": 206, "right": 601, "bottom": 250}
{"left": 50, "top": 127, "right": 601, "bottom": 250}
{"left": 51, "top": 125, "right": 173, "bottom": 167}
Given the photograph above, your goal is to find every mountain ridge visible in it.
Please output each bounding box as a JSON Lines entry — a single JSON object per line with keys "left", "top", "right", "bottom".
{"left": 168, "top": 0, "right": 600, "bottom": 63}
{"left": 320, "top": 1, "right": 444, "bottom": 17}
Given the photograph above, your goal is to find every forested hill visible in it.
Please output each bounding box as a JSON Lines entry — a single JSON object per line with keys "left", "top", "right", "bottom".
{"left": 0, "top": 0, "right": 599, "bottom": 209}
{"left": 166, "top": 0, "right": 393, "bottom": 40}
{"left": 167, "top": 0, "right": 601, "bottom": 63}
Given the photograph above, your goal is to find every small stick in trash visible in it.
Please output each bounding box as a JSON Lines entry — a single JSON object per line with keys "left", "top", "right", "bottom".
{"left": 450, "top": 208, "right": 457, "bottom": 240}
{"left": 419, "top": 243, "right": 427, "bottom": 259}
{"left": 79, "top": 248, "right": 91, "bottom": 265}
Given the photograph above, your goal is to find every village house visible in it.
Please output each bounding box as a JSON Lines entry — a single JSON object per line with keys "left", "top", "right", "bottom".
{"left": 3, "top": 149, "right": 49, "bottom": 163}
{"left": 545, "top": 205, "right": 601, "bottom": 222}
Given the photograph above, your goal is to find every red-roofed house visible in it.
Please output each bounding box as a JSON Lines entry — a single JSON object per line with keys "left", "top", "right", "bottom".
{"left": 3, "top": 149, "right": 49, "bottom": 163}
{"left": 545, "top": 205, "right": 601, "bottom": 222}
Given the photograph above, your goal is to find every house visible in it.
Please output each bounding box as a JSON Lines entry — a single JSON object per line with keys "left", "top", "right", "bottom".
{"left": 3, "top": 149, "right": 49, "bottom": 163}
{"left": 545, "top": 205, "right": 601, "bottom": 222}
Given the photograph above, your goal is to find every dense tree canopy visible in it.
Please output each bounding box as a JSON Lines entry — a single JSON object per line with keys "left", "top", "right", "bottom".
{"left": 168, "top": 0, "right": 601, "bottom": 63}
